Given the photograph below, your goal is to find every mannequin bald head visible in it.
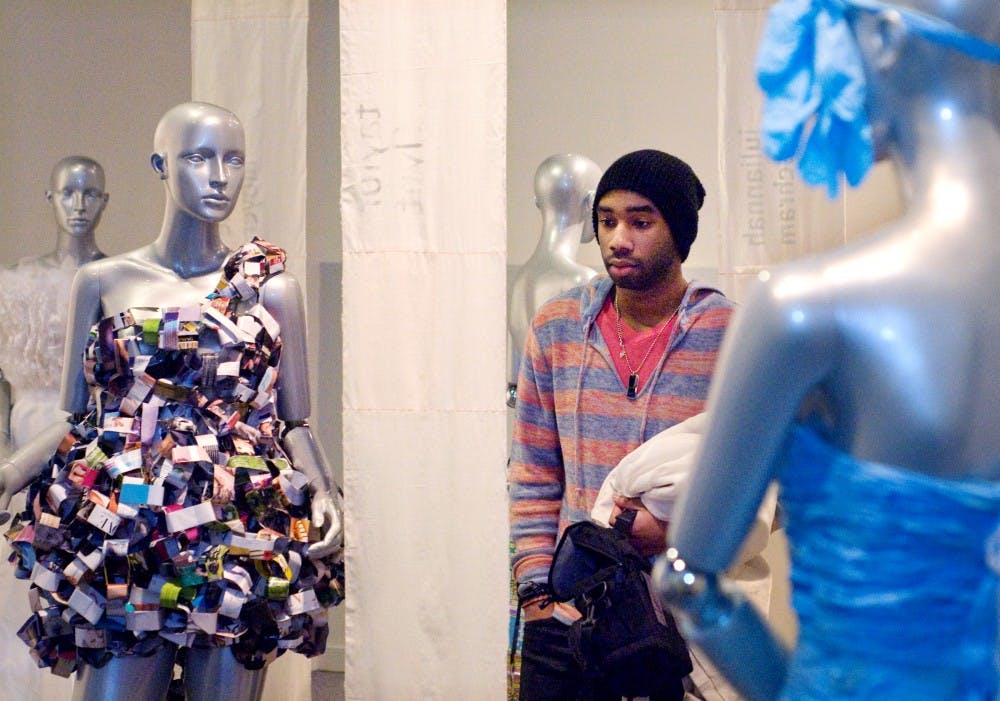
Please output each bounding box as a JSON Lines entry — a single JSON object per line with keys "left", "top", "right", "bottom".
{"left": 46, "top": 156, "right": 108, "bottom": 238}
{"left": 150, "top": 102, "right": 246, "bottom": 223}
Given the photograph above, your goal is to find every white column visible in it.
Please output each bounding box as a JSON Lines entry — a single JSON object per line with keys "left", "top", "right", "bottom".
{"left": 340, "top": 1, "right": 509, "bottom": 699}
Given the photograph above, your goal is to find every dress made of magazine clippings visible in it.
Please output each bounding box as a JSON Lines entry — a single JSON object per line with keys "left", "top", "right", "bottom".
{"left": 5, "top": 238, "right": 344, "bottom": 677}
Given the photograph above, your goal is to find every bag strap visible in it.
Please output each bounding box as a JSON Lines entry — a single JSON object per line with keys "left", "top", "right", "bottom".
{"left": 613, "top": 508, "right": 638, "bottom": 537}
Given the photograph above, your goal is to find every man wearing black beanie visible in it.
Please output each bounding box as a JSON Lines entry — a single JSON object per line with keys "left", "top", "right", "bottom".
{"left": 509, "top": 149, "right": 737, "bottom": 700}
{"left": 592, "top": 148, "right": 706, "bottom": 265}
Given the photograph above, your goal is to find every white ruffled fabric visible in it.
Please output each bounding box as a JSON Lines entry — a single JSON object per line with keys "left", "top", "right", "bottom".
{"left": 0, "top": 257, "right": 76, "bottom": 403}
{"left": 0, "top": 255, "right": 76, "bottom": 700}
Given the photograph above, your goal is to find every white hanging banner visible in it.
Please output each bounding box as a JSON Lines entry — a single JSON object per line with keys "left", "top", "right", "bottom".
{"left": 190, "top": 0, "right": 308, "bottom": 286}
{"left": 191, "top": 3, "right": 311, "bottom": 700}
{"left": 715, "top": 0, "right": 844, "bottom": 300}
{"left": 340, "top": 1, "right": 509, "bottom": 699}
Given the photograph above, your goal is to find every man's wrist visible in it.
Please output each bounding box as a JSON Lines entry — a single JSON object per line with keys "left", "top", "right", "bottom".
{"left": 517, "top": 580, "right": 550, "bottom": 606}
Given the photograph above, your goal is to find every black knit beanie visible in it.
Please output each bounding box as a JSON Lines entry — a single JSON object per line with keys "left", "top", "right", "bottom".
{"left": 592, "top": 149, "right": 706, "bottom": 262}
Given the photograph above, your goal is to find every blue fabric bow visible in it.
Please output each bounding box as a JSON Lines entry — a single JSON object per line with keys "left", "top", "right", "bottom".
{"left": 756, "top": 0, "right": 871, "bottom": 198}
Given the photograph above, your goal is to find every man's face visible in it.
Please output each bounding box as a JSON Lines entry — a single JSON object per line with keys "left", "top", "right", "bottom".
{"left": 596, "top": 189, "right": 680, "bottom": 290}
{"left": 47, "top": 163, "right": 108, "bottom": 237}
{"left": 161, "top": 115, "right": 245, "bottom": 222}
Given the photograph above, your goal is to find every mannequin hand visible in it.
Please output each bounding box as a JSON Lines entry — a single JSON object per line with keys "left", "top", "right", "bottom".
{"left": 307, "top": 490, "right": 344, "bottom": 559}
{"left": 611, "top": 495, "right": 668, "bottom": 557}
{"left": 0, "top": 462, "right": 13, "bottom": 525}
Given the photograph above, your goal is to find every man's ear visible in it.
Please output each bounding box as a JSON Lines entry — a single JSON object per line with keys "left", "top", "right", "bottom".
{"left": 45, "top": 189, "right": 54, "bottom": 204}
{"left": 150, "top": 152, "right": 167, "bottom": 179}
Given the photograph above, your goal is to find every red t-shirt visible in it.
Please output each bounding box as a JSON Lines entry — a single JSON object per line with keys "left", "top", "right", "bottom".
{"left": 596, "top": 293, "right": 678, "bottom": 396}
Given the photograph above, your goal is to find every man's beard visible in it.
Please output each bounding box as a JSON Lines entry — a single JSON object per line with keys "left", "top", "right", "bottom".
{"left": 604, "top": 253, "right": 677, "bottom": 291}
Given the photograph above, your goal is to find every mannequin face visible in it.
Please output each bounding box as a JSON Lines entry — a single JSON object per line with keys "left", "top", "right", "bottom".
{"left": 155, "top": 110, "right": 246, "bottom": 222}
{"left": 46, "top": 162, "right": 108, "bottom": 237}
{"left": 596, "top": 189, "right": 680, "bottom": 291}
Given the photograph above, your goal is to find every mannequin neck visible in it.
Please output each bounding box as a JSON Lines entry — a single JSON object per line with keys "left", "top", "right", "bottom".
{"left": 51, "top": 229, "right": 104, "bottom": 266}
{"left": 889, "top": 97, "right": 1000, "bottom": 223}
{"left": 153, "top": 206, "right": 230, "bottom": 278}
{"left": 531, "top": 211, "right": 584, "bottom": 263}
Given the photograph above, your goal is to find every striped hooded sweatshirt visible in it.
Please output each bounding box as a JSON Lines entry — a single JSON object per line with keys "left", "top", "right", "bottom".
{"left": 509, "top": 275, "right": 735, "bottom": 585}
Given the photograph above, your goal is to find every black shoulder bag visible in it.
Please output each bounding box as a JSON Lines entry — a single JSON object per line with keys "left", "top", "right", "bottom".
{"left": 548, "top": 511, "right": 692, "bottom": 698}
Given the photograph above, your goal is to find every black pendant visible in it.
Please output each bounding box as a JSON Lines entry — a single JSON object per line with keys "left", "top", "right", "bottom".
{"left": 627, "top": 374, "right": 638, "bottom": 399}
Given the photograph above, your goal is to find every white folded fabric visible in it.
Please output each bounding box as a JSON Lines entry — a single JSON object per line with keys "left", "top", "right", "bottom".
{"left": 592, "top": 412, "right": 708, "bottom": 526}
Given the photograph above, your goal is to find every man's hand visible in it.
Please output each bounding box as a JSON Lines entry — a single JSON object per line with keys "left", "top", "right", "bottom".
{"left": 610, "top": 495, "right": 668, "bottom": 557}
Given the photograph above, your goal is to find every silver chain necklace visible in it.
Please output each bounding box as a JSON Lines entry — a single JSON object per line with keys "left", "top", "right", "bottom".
{"left": 614, "top": 297, "right": 679, "bottom": 399}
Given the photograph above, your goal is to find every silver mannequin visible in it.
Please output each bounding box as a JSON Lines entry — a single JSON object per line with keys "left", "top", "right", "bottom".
{"left": 0, "top": 102, "right": 343, "bottom": 701}
{"left": 0, "top": 157, "right": 108, "bottom": 701}
{"left": 0, "top": 156, "right": 109, "bottom": 459}
{"left": 656, "top": 1, "right": 1000, "bottom": 699}
{"left": 507, "top": 154, "right": 601, "bottom": 406}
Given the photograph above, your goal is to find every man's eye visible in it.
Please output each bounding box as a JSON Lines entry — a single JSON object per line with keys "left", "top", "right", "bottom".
{"left": 227, "top": 156, "right": 245, "bottom": 167}
{"left": 599, "top": 217, "right": 616, "bottom": 228}
{"left": 186, "top": 154, "right": 206, "bottom": 164}
{"left": 633, "top": 220, "right": 652, "bottom": 229}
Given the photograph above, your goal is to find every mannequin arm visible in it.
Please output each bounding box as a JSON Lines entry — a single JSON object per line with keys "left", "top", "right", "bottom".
{"left": 60, "top": 264, "right": 103, "bottom": 415}
{"left": 670, "top": 280, "right": 835, "bottom": 569}
{"left": 655, "top": 553, "right": 789, "bottom": 701}
{"left": 732, "top": 483, "right": 779, "bottom": 567}
{"left": 661, "top": 281, "right": 835, "bottom": 695}
{"left": 282, "top": 424, "right": 343, "bottom": 558}
{"left": 259, "top": 273, "right": 343, "bottom": 559}
{"left": 0, "top": 374, "right": 11, "bottom": 459}
{"left": 0, "top": 418, "right": 71, "bottom": 518}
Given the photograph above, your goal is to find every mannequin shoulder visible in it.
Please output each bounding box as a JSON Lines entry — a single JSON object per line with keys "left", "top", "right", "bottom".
{"left": 72, "top": 247, "right": 190, "bottom": 311}
{"left": 258, "top": 269, "right": 305, "bottom": 319}
{"left": 77, "top": 247, "right": 156, "bottom": 277}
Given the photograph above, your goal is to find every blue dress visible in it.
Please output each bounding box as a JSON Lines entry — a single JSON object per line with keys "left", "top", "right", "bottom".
{"left": 778, "top": 425, "right": 1000, "bottom": 700}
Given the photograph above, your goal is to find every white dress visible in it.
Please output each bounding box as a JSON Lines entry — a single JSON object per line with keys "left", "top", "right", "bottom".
{"left": 0, "top": 256, "right": 75, "bottom": 701}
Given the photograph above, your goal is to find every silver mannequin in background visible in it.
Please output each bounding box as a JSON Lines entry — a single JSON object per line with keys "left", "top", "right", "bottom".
{"left": 0, "top": 157, "right": 108, "bottom": 701}
{"left": 0, "top": 156, "right": 108, "bottom": 458}
{"left": 507, "top": 153, "right": 601, "bottom": 406}
{"left": 658, "top": 1, "right": 1000, "bottom": 699}
{"left": 0, "top": 102, "right": 343, "bottom": 701}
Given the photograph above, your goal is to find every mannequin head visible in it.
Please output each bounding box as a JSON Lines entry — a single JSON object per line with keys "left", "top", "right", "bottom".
{"left": 886, "top": 0, "right": 1000, "bottom": 39}
{"left": 533, "top": 154, "right": 602, "bottom": 242}
{"left": 46, "top": 156, "right": 108, "bottom": 238}
{"left": 849, "top": 0, "right": 1000, "bottom": 157}
{"left": 150, "top": 102, "right": 245, "bottom": 223}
